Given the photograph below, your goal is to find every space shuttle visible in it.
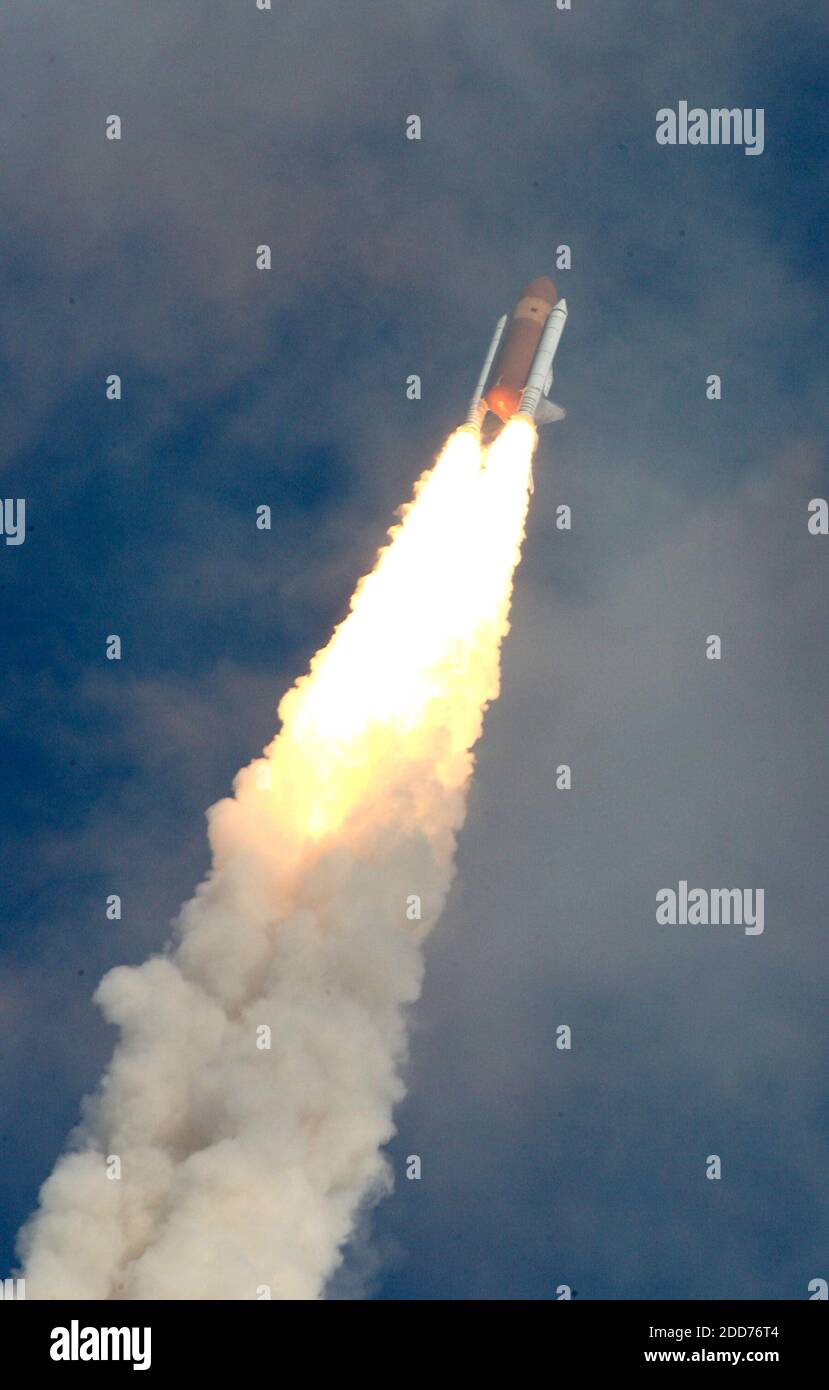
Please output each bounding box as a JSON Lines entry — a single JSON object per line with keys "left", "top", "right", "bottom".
{"left": 464, "top": 277, "right": 567, "bottom": 442}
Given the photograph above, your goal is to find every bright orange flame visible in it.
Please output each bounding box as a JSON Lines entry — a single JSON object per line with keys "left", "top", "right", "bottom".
{"left": 230, "top": 418, "right": 537, "bottom": 848}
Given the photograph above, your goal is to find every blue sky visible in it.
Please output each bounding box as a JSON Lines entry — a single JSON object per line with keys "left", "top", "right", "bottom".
{"left": 1, "top": 0, "right": 827, "bottom": 1298}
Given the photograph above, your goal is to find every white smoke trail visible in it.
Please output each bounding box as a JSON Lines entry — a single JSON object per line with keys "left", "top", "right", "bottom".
{"left": 18, "top": 420, "right": 536, "bottom": 1299}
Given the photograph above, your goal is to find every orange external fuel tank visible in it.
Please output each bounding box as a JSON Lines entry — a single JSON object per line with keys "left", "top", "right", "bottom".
{"left": 483, "top": 276, "right": 559, "bottom": 422}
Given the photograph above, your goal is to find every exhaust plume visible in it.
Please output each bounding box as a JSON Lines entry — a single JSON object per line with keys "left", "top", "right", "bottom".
{"left": 18, "top": 418, "right": 537, "bottom": 1299}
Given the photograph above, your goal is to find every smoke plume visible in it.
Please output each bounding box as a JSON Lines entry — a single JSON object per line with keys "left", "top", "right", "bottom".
{"left": 19, "top": 420, "right": 536, "bottom": 1298}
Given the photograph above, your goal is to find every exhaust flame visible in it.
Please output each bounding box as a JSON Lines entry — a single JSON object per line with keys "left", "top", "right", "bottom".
{"left": 18, "top": 417, "right": 537, "bottom": 1300}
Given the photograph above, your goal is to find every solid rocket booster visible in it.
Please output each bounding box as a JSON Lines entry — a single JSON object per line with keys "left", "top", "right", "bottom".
{"left": 465, "top": 276, "right": 568, "bottom": 437}
{"left": 465, "top": 315, "right": 508, "bottom": 431}
{"left": 516, "top": 299, "right": 568, "bottom": 422}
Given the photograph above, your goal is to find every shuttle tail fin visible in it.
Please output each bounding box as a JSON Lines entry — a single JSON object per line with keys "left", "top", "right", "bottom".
{"left": 535, "top": 398, "right": 566, "bottom": 424}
